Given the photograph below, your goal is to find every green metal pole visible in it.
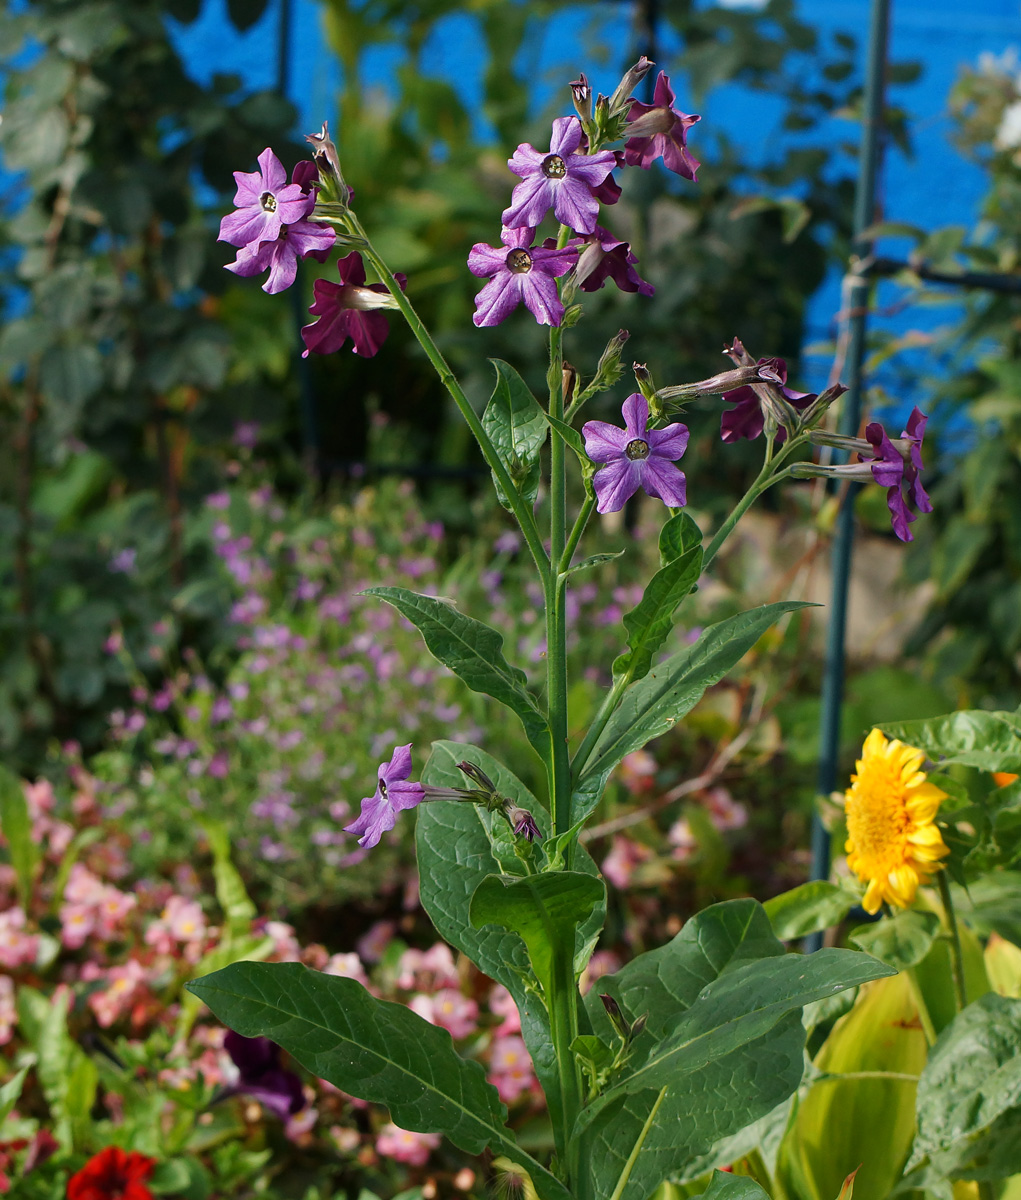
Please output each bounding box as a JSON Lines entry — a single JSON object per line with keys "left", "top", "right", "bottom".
{"left": 807, "top": 0, "right": 891, "bottom": 950}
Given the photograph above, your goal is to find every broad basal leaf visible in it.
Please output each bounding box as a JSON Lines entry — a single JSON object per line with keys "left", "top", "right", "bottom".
{"left": 573, "top": 602, "right": 810, "bottom": 822}
{"left": 483, "top": 359, "right": 547, "bottom": 510}
{"left": 186, "top": 963, "right": 571, "bottom": 1200}
{"left": 612, "top": 511, "right": 702, "bottom": 687}
{"left": 365, "top": 588, "right": 550, "bottom": 759}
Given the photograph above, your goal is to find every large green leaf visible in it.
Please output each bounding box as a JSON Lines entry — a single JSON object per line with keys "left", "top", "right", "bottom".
{"left": 764, "top": 881, "right": 860, "bottom": 941}
{"left": 364, "top": 588, "right": 551, "bottom": 760}
{"left": 483, "top": 359, "right": 547, "bottom": 511}
{"left": 879, "top": 709, "right": 1021, "bottom": 773}
{"left": 573, "top": 603, "right": 810, "bottom": 821}
{"left": 848, "top": 910, "right": 940, "bottom": 971}
{"left": 579, "top": 948, "right": 893, "bottom": 1132}
{"left": 579, "top": 901, "right": 802, "bottom": 1200}
{"left": 417, "top": 742, "right": 604, "bottom": 1157}
{"left": 0, "top": 764, "right": 38, "bottom": 912}
{"left": 612, "top": 512, "right": 703, "bottom": 687}
{"left": 696, "top": 1172, "right": 771, "bottom": 1200}
{"left": 186, "top": 963, "right": 571, "bottom": 1200}
{"left": 470, "top": 872, "right": 605, "bottom": 998}
{"left": 908, "top": 993, "right": 1021, "bottom": 1180}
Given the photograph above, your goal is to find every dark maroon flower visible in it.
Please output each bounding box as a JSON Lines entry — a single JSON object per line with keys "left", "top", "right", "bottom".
{"left": 221, "top": 1030, "right": 306, "bottom": 1119}
{"left": 721, "top": 362, "right": 815, "bottom": 445}
{"left": 508, "top": 807, "right": 541, "bottom": 842}
{"left": 623, "top": 73, "right": 700, "bottom": 180}
{"left": 67, "top": 1147, "right": 157, "bottom": 1200}
{"left": 574, "top": 225, "right": 653, "bottom": 296}
{"left": 862, "top": 407, "right": 933, "bottom": 541}
{"left": 301, "top": 252, "right": 404, "bottom": 358}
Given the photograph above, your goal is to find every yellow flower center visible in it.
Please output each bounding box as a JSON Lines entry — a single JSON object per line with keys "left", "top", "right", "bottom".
{"left": 845, "top": 756, "right": 909, "bottom": 876}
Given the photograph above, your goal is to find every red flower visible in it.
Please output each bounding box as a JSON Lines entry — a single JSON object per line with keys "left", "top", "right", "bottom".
{"left": 67, "top": 1147, "right": 156, "bottom": 1200}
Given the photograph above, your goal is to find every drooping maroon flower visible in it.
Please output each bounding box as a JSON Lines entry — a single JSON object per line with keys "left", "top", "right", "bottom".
{"left": 468, "top": 226, "right": 578, "bottom": 328}
{"left": 623, "top": 73, "right": 700, "bottom": 180}
{"left": 219, "top": 1030, "right": 306, "bottom": 1119}
{"left": 583, "top": 393, "right": 689, "bottom": 514}
{"left": 218, "top": 148, "right": 315, "bottom": 249}
{"left": 574, "top": 225, "right": 654, "bottom": 296}
{"left": 301, "top": 252, "right": 405, "bottom": 358}
{"left": 862, "top": 407, "right": 933, "bottom": 541}
{"left": 502, "top": 116, "right": 618, "bottom": 235}
{"left": 721, "top": 358, "right": 816, "bottom": 445}
{"left": 345, "top": 744, "right": 425, "bottom": 849}
{"left": 67, "top": 1147, "right": 156, "bottom": 1200}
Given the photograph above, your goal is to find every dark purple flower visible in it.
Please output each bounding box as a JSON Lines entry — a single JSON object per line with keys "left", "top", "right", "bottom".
{"left": 345, "top": 743, "right": 425, "bottom": 849}
{"left": 225, "top": 218, "right": 335, "bottom": 294}
{"left": 218, "top": 148, "right": 315, "bottom": 249}
{"left": 583, "top": 394, "right": 689, "bottom": 514}
{"left": 861, "top": 407, "right": 933, "bottom": 541}
{"left": 468, "top": 226, "right": 578, "bottom": 327}
{"left": 721, "top": 359, "right": 815, "bottom": 445}
{"left": 508, "top": 806, "right": 541, "bottom": 842}
{"left": 623, "top": 74, "right": 700, "bottom": 180}
{"left": 220, "top": 1031, "right": 305, "bottom": 1119}
{"left": 574, "top": 225, "right": 653, "bottom": 296}
{"left": 502, "top": 117, "right": 618, "bottom": 235}
{"left": 301, "top": 252, "right": 404, "bottom": 358}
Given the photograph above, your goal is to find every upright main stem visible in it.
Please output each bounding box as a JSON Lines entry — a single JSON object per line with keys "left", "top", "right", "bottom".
{"left": 547, "top": 327, "right": 572, "bottom": 841}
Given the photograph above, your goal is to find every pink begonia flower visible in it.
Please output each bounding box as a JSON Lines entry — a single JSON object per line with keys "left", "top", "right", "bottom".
{"left": 61, "top": 903, "right": 96, "bottom": 949}
{"left": 89, "top": 960, "right": 148, "bottom": 1027}
{"left": 264, "top": 920, "right": 302, "bottom": 961}
{"left": 668, "top": 817, "right": 698, "bottom": 863}
{"left": 286, "top": 1099, "right": 318, "bottom": 1145}
{"left": 0, "top": 908, "right": 38, "bottom": 970}
{"left": 410, "top": 989, "right": 479, "bottom": 1039}
{"left": 397, "top": 942, "right": 460, "bottom": 991}
{"left": 579, "top": 949, "right": 622, "bottom": 996}
{"left": 488, "top": 1036, "right": 536, "bottom": 1104}
{"left": 0, "top": 975, "right": 16, "bottom": 1045}
{"left": 324, "top": 952, "right": 369, "bottom": 987}
{"left": 489, "top": 984, "right": 521, "bottom": 1036}
{"left": 64, "top": 862, "right": 105, "bottom": 905}
{"left": 376, "top": 1123, "right": 441, "bottom": 1166}
{"left": 702, "top": 786, "right": 748, "bottom": 831}
{"left": 94, "top": 885, "right": 137, "bottom": 939}
{"left": 618, "top": 749, "right": 657, "bottom": 795}
{"left": 601, "top": 835, "right": 654, "bottom": 889}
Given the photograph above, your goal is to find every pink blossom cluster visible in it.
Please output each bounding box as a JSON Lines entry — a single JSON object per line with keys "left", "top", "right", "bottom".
{"left": 59, "top": 863, "right": 137, "bottom": 949}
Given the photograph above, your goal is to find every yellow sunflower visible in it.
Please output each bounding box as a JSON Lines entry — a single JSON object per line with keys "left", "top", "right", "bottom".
{"left": 844, "top": 728, "right": 950, "bottom": 915}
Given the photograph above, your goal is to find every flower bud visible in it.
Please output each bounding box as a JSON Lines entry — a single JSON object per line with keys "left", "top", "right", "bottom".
{"left": 632, "top": 362, "right": 657, "bottom": 402}
{"left": 798, "top": 382, "right": 848, "bottom": 428}
{"left": 656, "top": 363, "right": 777, "bottom": 403}
{"left": 608, "top": 56, "right": 654, "bottom": 117}
{"left": 304, "top": 121, "right": 352, "bottom": 207}
{"left": 457, "top": 760, "right": 497, "bottom": 797}
{"left": 507, "top": 806, "right": 541, "bottom": 842}
{"left": 569, "top": 73, "right": 593, "bottom": 124}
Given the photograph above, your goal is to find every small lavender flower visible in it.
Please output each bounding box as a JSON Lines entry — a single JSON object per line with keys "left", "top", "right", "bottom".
{"left": 623, "top": 73, "right": 700, "bottom": 180}
{"left": 502, "top": 117, "right": 618, "bottom": 234}
{"left": 468, "top": 227, "right": 578, "bottom": 327}
{"left": 345, "top": 744, "right": 425, "bottom": 849}
{"left": 583, "top": 394, "right": 689, "bottom": 514}
{"left": 301, "top": 252, "right": 404, "bottom": 358}
{"left": 574, "top": 226, "right": 654, "bottom": 296}
{"left": 225, "top": 219, "right": 335, "bottom": 295}
{"left": 218, "top": 148, "right": 315, "bottom": 249}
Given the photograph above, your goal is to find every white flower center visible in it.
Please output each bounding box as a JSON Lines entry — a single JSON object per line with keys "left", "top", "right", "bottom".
{"left": 625, "top": 439, "right": 650, "bottom": 461}
{"left": 506, "top": 248, "right": 532, "bottom": 274}
{"left": 542, "top": 154, "right": 567, "bottom": 179}
{"left": 260, "top": 191, "right": 278, "bottom": 213}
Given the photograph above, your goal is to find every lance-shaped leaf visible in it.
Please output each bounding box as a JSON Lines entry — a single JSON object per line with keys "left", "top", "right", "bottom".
{"left": 612, "top": 511, "right": 702, "bottom": 687}
{"left": 879, "top": 709, "right": 1021, "bottom": 773}
{"left": 483, "top": 359, "right": 547, "bottom": 510}
{"left": 470, "top": 872, "right": 605, "bottom": 998}
{"left": 578, "top": 948, "right": 893, "bottom": 1135}
{"left": 364, "top": 588, "right": 551, "bottom": 759}
{"left": 579, "top": 901, "right": 803, "bottom": 1200}
{"left": 908, "top": 993, "right": 1021, "bottom": 1180}
{"left": 186, "top": 962, "right": 572, "bottom": 1200}
{"left": 573, "top": 602, "right": 809, "bottom": 821}
{"left": 417, "top": 742, "right": 605, "bottom": 1158}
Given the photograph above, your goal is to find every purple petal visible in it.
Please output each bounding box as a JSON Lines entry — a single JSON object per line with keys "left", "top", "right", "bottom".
{"left": 720, "top": 391, "right": 765, "bottom": 443}
{"left": 551, "top": 179, "right": 600, "bottom": 235}
{"left": 468, "top": 242, "right": 511, "bottom": 278}
{"left": 382, "top": 743, "right": 414, "bottom": 785}
{"left": 886, "top": 485, "right": 916, "bottom": 542}
{"left": 473, "top": 274, "right": 522, "bottom": 327}
{"left": 593, "top": 457, "right": 642, "bottom": 513}
{"left": 549, "top": 115, "right": 584, "bottom": 157}
{"left": 218, "top": 207, "right": 277, "bottom": 249}
{"left": 506, "top": 143, "right": 546, "bottom": 180}
{"left": 529, "top": 244, "right": 579, "bottom": 277}
{"left": 641, "top": 458, "right": 687, "bottom": 507}
{"left": 621, "top": 393, "right": 649, "bottom": 439}
{"left": 256, "top": 147, "right": 288, "bottom": 194}
{"left": 648, "top": 422, "right": 689, "bottom": 460}
{"left": 582, "top": 419, "right": 628, "bottom": 463}
{"left": 520, "top": 271, "right": 565, "bottom": 326}
{"left": 503, "top": 175, "right": 555, "bottom": 230}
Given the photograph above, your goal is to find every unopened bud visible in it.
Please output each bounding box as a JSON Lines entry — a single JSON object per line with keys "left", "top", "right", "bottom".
{"left": 507, "top": 806, "right": 541, "bottom": 842}
{"left": 656, "top": 363, "right": 776, "bottom": 403}
{"left": 608, "top": 56, "right": 654, "bottom": 117}
{"left": 304, "top": 121, "right": 352, "bottom": 207}
{"left": 633, "top": 362, "right": 657, "bottom": 402}
{"left": 600, "top": 993, "right": 631, "bottom": 1041}
{"left": 799, "top": 382, "right": 848, "bottom": 428}
{"left": 569, "top": 73, "right": 592, "bottom": 123}
{"left": 723, "top": 337, "right": 753, "bottom": 367}
{"left": 457, "top": 761, "right": 497, "bottom": 796}
{"left": 593, "top": 330, "right": 629, "bottom": 387}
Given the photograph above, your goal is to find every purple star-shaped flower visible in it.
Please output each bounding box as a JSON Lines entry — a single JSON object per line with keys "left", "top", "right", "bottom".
{"left": 502, "top": 117, "right": 618, "bottom": 235}
{"left": 218, "top": 148, "right": 316, "bottom": 249}
{"left": 574, "top": 225, "right": 654, "bottom": 296}
{"left": 468, "top": 226, "right": 578, "bottom": 327}
{"left": 583, "top": 394, "right": 689, "bottom": 514}
{"left": 861, "top": 407, "right": 933, "bottom": 541}
{"left": 345, "top": 743, "right": 425, "bottom": 849}
{"left": 624, "top": 73, "right": 700, "bottom": 180}
{"left": 301, "top": 252, "right": 405, "bottom": 358}
{"left": 219, "top": 1031, "right": 305, "bottom": 1119}
{"left": 225, "top": 218, "right": 335, "bottom": 294}
{"left": 721, "top": 359, "right": 815, "bottom": 445}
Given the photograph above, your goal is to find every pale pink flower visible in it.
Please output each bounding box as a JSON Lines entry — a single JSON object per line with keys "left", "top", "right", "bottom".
{"left": 64, "top": 863, "right": 106, "bottom": 905}
{"left": 89, "top": 960, "right": 147, "bottom": 1027}
{"left": 0, "top": 907, "right": 38, "bottom": 970}
{"left": 397, "top": 943, "right": 459, "bottom": 991}
{"left": 331, "top": 1125, "right": 362, "bottom": 1153}
{"left": 668, "top": 817, "right": 698, "bottom": 863}
{"left": 376, "top": 1123, "right": 440, "bottom": 1166}
{"left": 580, "top": 949, "right": 622, "bottom": 996}
{"left": 0, "top": 975, "right": 16, "bottom": 1045}
{"left": 285, "top": 1094, "right": 318, "bottom": 1144}
{"left": 601, "top": 836, "right": 653, "bottom": 889}
{"left": 488, "top": 1035, "right": 536, "bottom": 1104}
{"left": 618, "top": 750, "right": 658, "bottom": 795}
{"left": 702, "top": 787, "right": 748, "bottom": 832}
{"left": 265, "top": 920, "right": 302, "bottom": 962}
{"left": 429, "top": 989, "right": 479, "bottom": 1039}
{"left": 93, "top": 885, "right": 137, "bottom": 939}
{"left": 324, "top": 952, "right": 369, "bottom": 987}
{"left": 489, "top": 985, "right": 521, "bottom": 1036}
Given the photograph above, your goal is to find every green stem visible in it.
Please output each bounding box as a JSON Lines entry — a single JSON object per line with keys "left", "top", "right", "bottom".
{"left": 350, "top": 217, "right": 549, "bottom": 578}
{"left": 546, "top": 325, "right": 571, "bottom": 843}
{"left": 938, "top": 870, "right": 968, "bottom": 1012}
{"left": 906, "top": 967, "right": 938, "bottom": 1046}
{"left": 817, "top": 1070, "right": 919, "bottom": 1083}
{"left": 549, "top": 936, "right": 584, "bottom": 1190}
{"left": 560, "top": 494, "right": 596, "bottom": 575}
{"left": 607, "top": 1087, "right": 668, "bottom": 1200}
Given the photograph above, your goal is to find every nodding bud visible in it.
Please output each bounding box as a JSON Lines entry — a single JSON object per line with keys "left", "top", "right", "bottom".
{"left": 656, "top": 361, "right": 783, "bottom": 403}
{"left": 570, "top": 73, "right": 592, "bottom": 123}
{"left": 304, "top": 121, "right": 351, "bottom": 206}
{"left": 507, "top": 806, "right": 541, "bottom": 842}
{"left": 608, "top": 56, "right": 654, "bottom": 116}
{"left": 599, "top": 993, "right": 631, "bottom": 1040}
{"left": 723, "top": 337, "right": 754, "bottom": 367}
